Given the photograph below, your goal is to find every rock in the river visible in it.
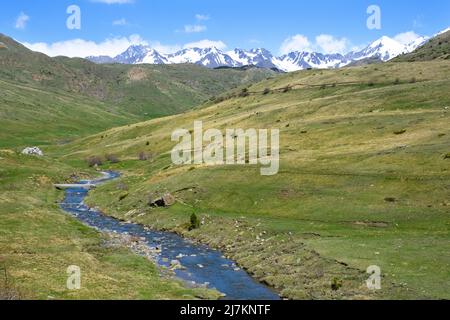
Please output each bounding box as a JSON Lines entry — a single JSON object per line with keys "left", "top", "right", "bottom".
{"left": 21, "top": 147, "right": 44, "bottom": 157}
{"left": 170, "top": 260, "right": 184, "bottom": 270}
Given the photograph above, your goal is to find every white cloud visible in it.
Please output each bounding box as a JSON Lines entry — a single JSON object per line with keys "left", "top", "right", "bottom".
{"left": 183, "top": 25, "right": 207, "bottom": 33}
{"left": 393, "top": 31, "right": 421, "bottom": 45}
{"left": 148, "top": 41, "right": 182, "bottom": 54}
{"left": 15, "top": 12, "right": 30, "bottom": 30}
{"left": 280, "top": 34, "right": 311, "bottom": 55}
{"left": 195, "top": 14, "right": 210, "bottom": 21}
{"left": 22, "top": 34, "right": 148, "bottom": 58}
{"left": 91, "top": 0, "right": 134, "bottom": 4}
{"left": 184, "top": 39, "right": 227, "bottom": 50}
{"left": 21, "top": 35, "right": 228, "bottom": 57}
{"left": 280, "top": 34, "right": 351, "bottom": 54}
{"left": 112, "top": 18, "right": 128, "bottom": 26}
{"left": 315, "top": 34, "right": 349, "bottom": 54}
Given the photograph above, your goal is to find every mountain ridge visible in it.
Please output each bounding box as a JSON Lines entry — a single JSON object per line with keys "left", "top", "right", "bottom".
{"left": 394, "top": 29, "right": 450, "bottom": 62}
{"left": 86, "top": 31, "right": 442, "bottom": 71}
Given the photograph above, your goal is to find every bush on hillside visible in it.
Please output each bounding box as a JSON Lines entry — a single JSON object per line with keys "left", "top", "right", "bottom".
{"left": 189, "top": 213, "right": 201, "bottom": 231}
{"left": 282, "top": 86, "right": 292, "bottom": 93}
{"left": 138, "top": 152, "right": 150, "bottom": 161}
{"left": 86, "top": 156, "right": 103, "bottom": 167}
{"left": 331, "top": 277, "right": 343, "bottom": 291}
{"left": 239, "top": 88, "right": 249, "bottom": 97}
{"left": 105, "top": 154, "right": 120, "bottom": 164}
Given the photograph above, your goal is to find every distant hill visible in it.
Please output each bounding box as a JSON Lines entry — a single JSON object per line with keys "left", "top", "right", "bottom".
{"left": 0, "top": 34, "right": 275, "bottom": 118}
{"left": 395, "top": 30, "right": 450, "bottom": 62}
{"left": 0, "top": 78, "right": 136, "bottom": 148}
{"left": 345, "top": 56, "right": 383, "bottom": 67}
{"left": 0, "top": 33, "right": 275, "bottom": 146}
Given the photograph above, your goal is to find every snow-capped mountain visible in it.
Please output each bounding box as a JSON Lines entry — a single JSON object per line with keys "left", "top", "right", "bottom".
{"left": 346, "top": 36, "right": 407, "bottom": 62}
{"left": 404, "top": 36, "right": 429, "bottom": 53}
{"left": 87, "top": 29, "right": 442, "bottom": 72}
{"left": 227, "top": 48, "right": 279, "bottom": 69}
{"left": 86, "top": 55, "right": 116, "bottom": 64}
{"left": 115, "top": 45, "right": 168, "bottom": 64}
{"left": 436, "top": 27, "right": 450, "bottom": 36}
{"left": 276, "top": 52, "right": 351, "bottom": 72}
{"left": 167, "top": 47, "right": 240, "bottom": 68}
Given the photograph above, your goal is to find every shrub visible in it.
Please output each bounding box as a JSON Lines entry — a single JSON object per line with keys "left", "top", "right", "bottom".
{"left": 263, "top": 88, "right": 271, "bottom": 95}
{"left": 239, "top": 88, "right": 249, "bottom": 97}
{"left": 394, "top": 78, "right": 401, "bottom": 85}
{"left": 214, "top": 96, "right": 226, "bottom": 103}
{"left": 105, "top": 154, "right": 120, "bottom": 164}
{"left": 393, "top": 129, "right": 407, "bottom": 135}
{"left": 331, "top": 277, "right": 343, "bottom": 291}
{"left": 189, "top": 213, "right": 201, "bottom": 231}
{"left": 138, "top": 152, "right": 150, "bottom": 161}
{"left": 119, "top": 193, "right": 129, "bottom": 201}
{"left": 282, "top": 86, "right": 292, "bottom": 93}
{"left": 86, "top": 156, "right": 103, "bottom": 167}
{"left": 0, "top": 266, "right": 21, "bottom": 300}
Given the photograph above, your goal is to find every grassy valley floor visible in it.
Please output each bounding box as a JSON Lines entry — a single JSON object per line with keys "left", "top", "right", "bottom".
{"left": 0, "top": 150, "right": 218, "bottom": 299}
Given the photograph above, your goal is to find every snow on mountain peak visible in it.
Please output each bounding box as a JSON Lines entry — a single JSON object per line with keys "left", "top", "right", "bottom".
{"left": 87, "top": 31, "right": 434, "bottom": 71}
{"left": 436, "top": 27, "right": 450, "bottom": 36}
{"left": 370, "top": 36, "right": 399, "bottom": 48}
{"left": 352, "top": 36, "right": 412, "bottom": 62}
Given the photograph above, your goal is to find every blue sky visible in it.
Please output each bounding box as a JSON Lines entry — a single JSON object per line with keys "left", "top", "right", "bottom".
{"left": 1, "top": 0, "right": 449, "bottom": 57}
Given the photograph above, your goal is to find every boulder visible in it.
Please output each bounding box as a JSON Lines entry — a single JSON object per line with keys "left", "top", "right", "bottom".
{"left": 148, "top": 193, "right": 176, "bottom": 207}
{"left": 170, "top": 260, "right": 184, "bottom": 270}
{"left": 21, "top": 147, "right": 44, "bottom": 156}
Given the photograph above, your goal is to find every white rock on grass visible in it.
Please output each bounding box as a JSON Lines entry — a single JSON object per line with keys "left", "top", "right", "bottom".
{"left": 21, "top": 147, "right": 44, "bottom": 156}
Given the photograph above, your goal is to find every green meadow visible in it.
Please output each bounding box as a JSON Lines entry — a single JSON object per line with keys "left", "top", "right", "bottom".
{"left": 55, "top": 60, "right": 450, "bottom": 299}
{"left": 0, "top": 150, "right": 218, "bottom": 299}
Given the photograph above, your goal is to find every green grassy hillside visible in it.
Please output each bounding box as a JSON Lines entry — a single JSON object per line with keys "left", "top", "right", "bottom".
{"left": 0, "top": 33, "right": 275, "bottom": 147}
{"left": 56, "top": 60, "right": 450, "bottom": 299}
{"left": 0, "top": 33, "right": 275, "bottom": 118}
{"left": 0, "top": 79, "right": 138, "bottom": 148}
{"left": 396, "top": 30, "right": 450, "bottom": 62}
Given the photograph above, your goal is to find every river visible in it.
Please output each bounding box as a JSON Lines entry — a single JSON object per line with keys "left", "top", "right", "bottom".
{"left": 59, "top": 171, "right": 280, "bottom": 300}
